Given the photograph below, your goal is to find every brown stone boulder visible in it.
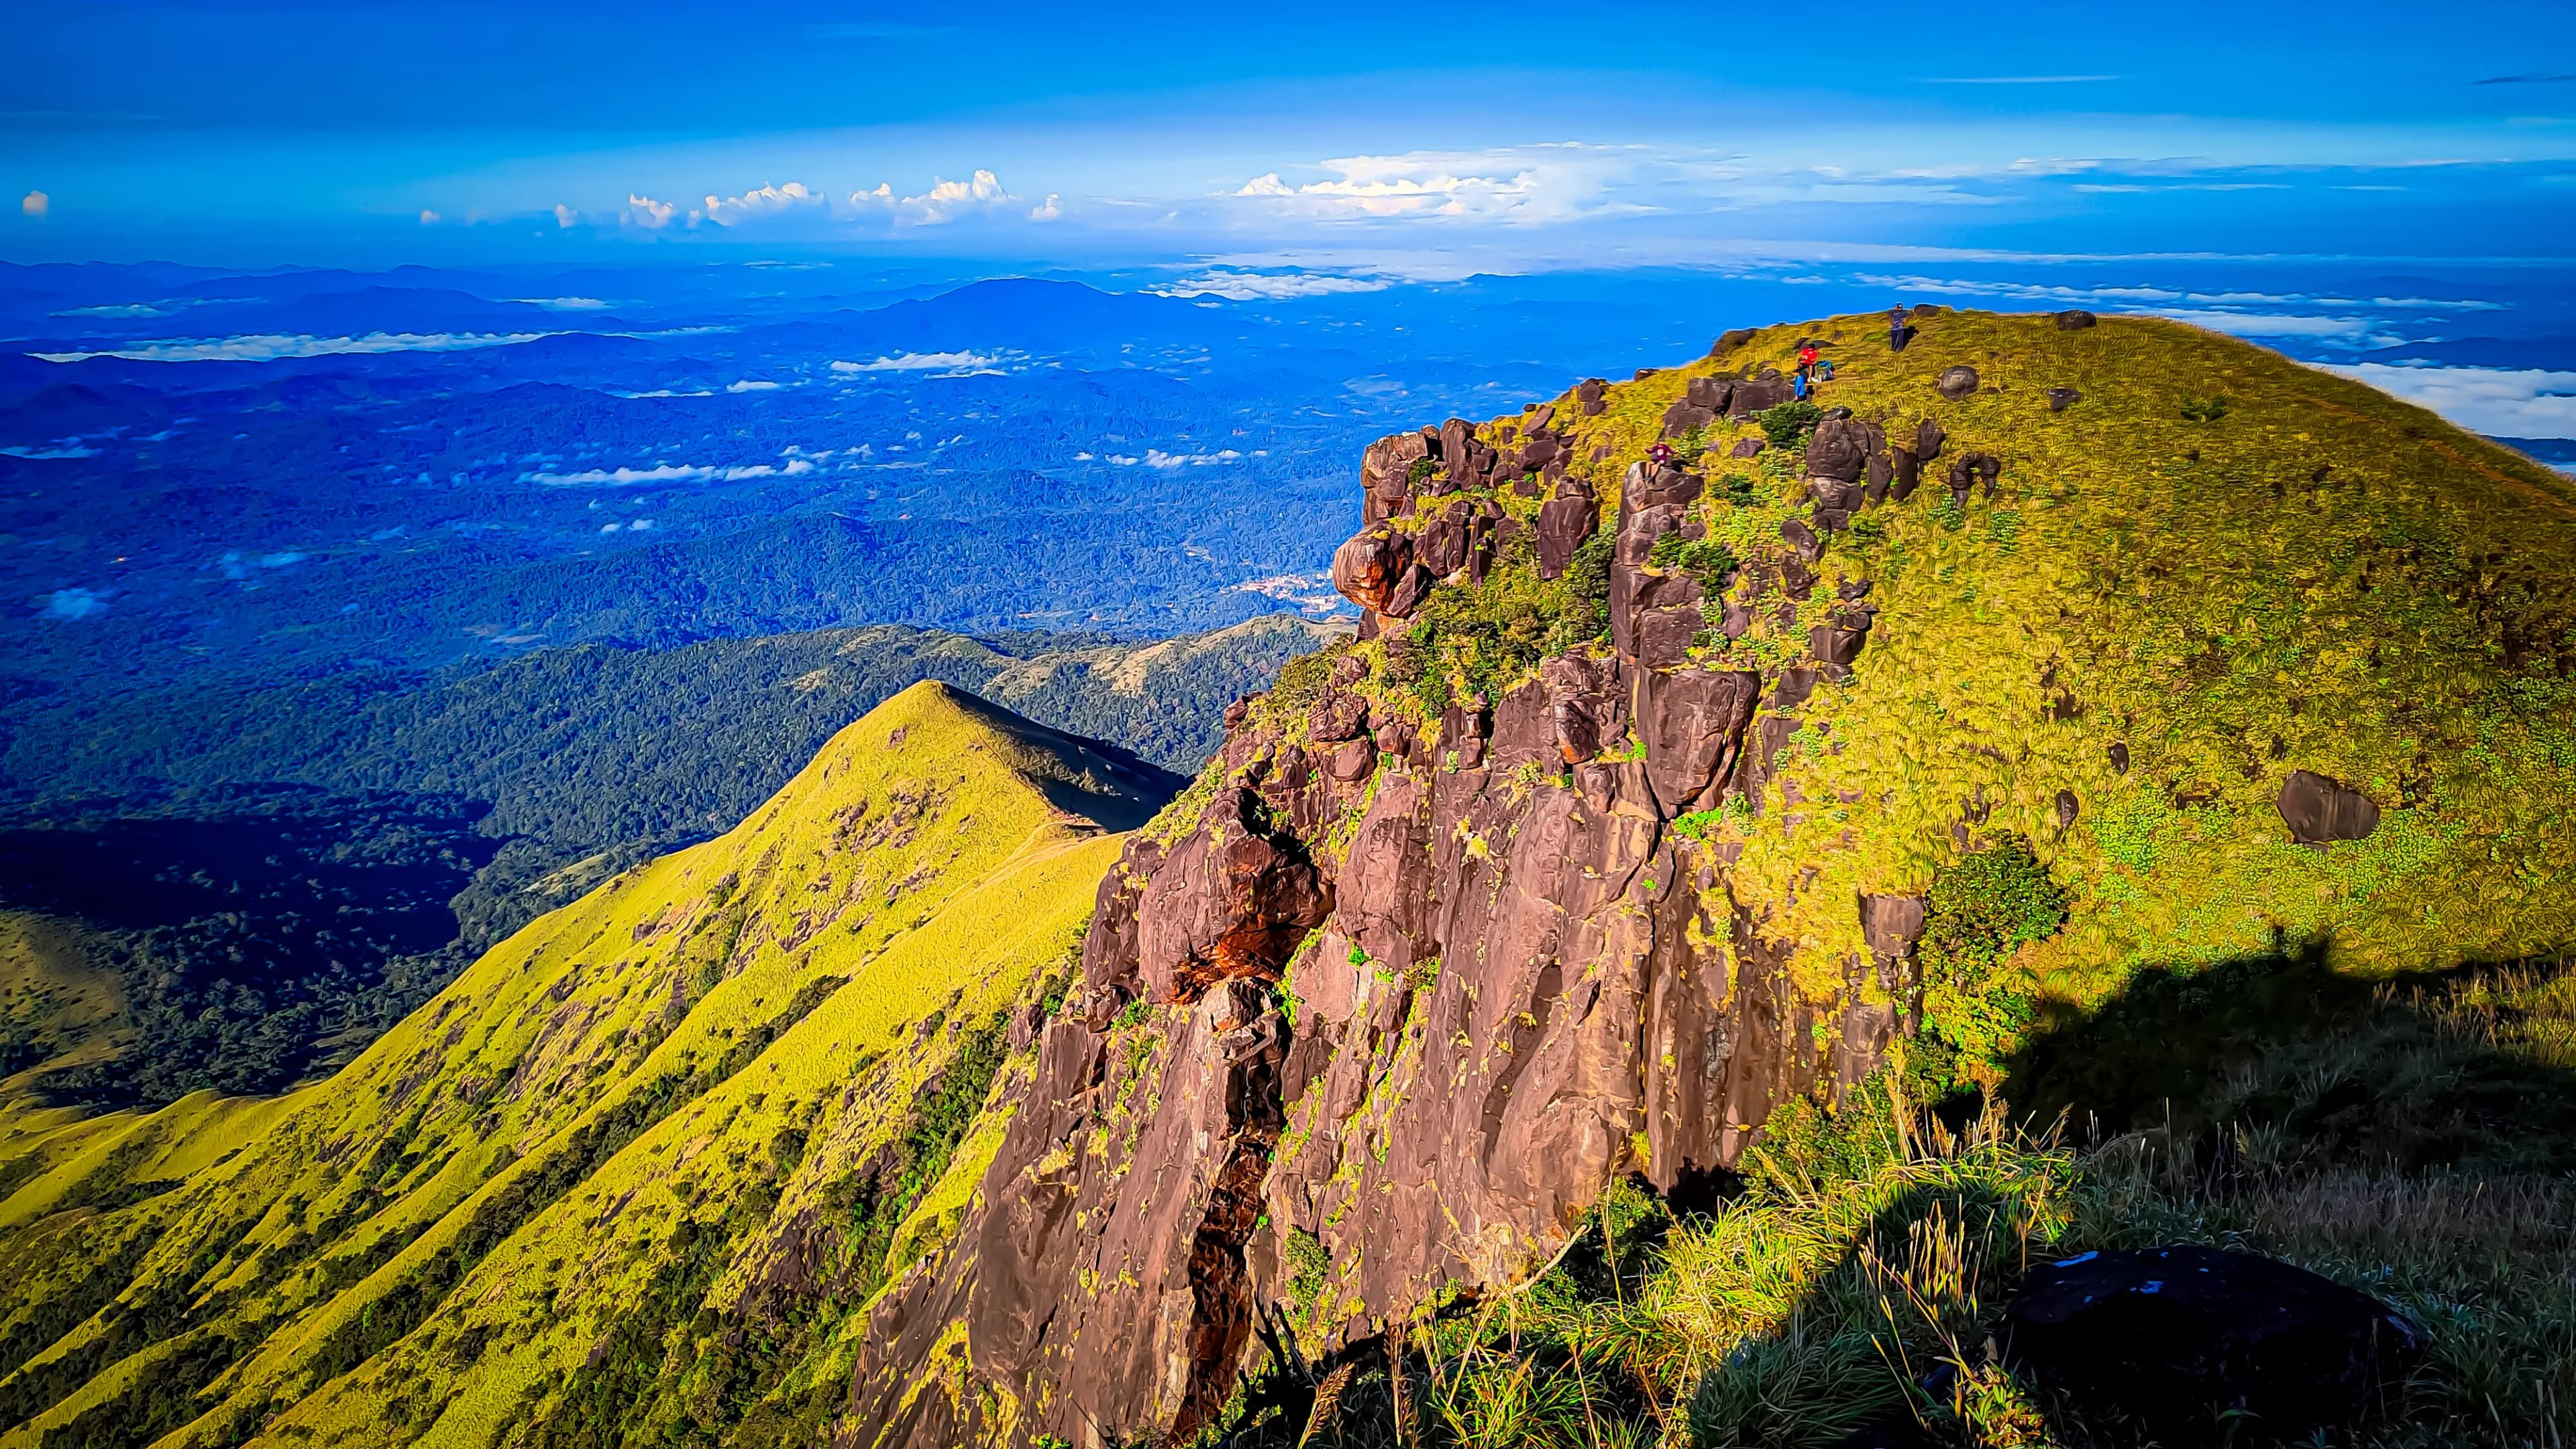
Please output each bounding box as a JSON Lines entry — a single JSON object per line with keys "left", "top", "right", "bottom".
{"left": 1807, "top": 415, "right": 1874, "bottom": 482}
{"left": 1809, "top": 622, "right": 1869, "bottom": 678}
{"left": 1634, "top": 666, "right": 1762, "bottom": 812}
{"left": 1326, "top": 737, "right": 1376, "bottom": 783}
{"left": 2277, "top": 770, "right": 2380, "bottom": 843}
{"left": 1331, "top": 525, "right": 1413, "bottom": 611}
{"left": 1417, "top": 504, "right": 1470, "bottom": 578}
{"left": 1890, "top": 446, "right": 1921, "bottom": 500}
{"left": 1633, "top": 606, "right": 1705, "bottom": 669}
{"left": 1307, "top": 689, "right": 1370, "bottom": 744}
{"left": 2054, "top": 309, "right": 2098, "bottom": 329}
{"left": 1916, "top": 419, "right": 1946, "bottom": 460}
{"left": 1729, "top": 376, "right": 1794, "bottom": 416}
{"left": 1782, "top": 517, "right": 1823, "bottom": 562}
{"left": 1361, "top": 430, "right": 1428, "bottom": 523}
{"left": 1937, "top": 365, "right": 1980, "bottom": 400}
{"left": 1947, "top": 451, "right": 2002, "bottom": 501}
{"left": 1858, "top": 894, "right": 1927, "bottom": 961}
{"left": 1536, "top": 494, "right": 1599, "bottom": 580}
{"left": 2047, "top": 386, "right": 2082, "bottom": 412}
{"left": 1661, "top": 398, "right": 1718, "bottom": 438}
{"left": 1686, "top": 375, "right": 1733, "bottom": 411}
{"left": 1712, "top": 327, "right": 1758, "bottom": 354}
{"left": 1383, "top": 563, "right": 1436, "bottom": 619}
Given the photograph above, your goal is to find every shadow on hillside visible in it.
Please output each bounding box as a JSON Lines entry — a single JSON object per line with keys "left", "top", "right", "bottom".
{"left": 2003, "top": 940, "right": 2576, "bottom": 1177}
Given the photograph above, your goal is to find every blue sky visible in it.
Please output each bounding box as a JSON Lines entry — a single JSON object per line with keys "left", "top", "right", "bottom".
{"left": 9, "top": 0, "right": 2576, "bottom": 268}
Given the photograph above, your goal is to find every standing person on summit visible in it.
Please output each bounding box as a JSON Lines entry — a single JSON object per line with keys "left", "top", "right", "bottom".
{"left": 1888, "top": 305, "right": 1911, "bottom": 352}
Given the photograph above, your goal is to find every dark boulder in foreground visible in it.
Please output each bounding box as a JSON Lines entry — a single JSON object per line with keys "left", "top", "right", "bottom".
{"left": 2003, "top": 1246, "right": 2421, "bottom": 1440}
{"left": 2277, "top": 768, "right": 2381, "bottom": 843}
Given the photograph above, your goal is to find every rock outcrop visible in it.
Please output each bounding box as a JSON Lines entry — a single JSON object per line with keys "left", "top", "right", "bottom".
{"left": 841, "top": 385, "right": 1929, "bottom": 1449}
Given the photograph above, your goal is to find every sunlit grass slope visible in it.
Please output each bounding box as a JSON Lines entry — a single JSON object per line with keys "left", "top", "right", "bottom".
{"left": 0, "top": 681, "right": 1161, "bottom": 1449}
{"left": 1496, "top": 311, "right": 2576, "bottom": 1018}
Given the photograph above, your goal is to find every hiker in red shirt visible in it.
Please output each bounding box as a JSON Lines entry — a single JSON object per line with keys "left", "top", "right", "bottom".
{"left": 1797, "top": 343, "right": 1821, "bottom": 379}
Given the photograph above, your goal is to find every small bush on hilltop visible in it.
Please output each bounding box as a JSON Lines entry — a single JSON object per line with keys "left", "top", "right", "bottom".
{"left": 1754, "top": 399, "right": 1823, "bottom": 450}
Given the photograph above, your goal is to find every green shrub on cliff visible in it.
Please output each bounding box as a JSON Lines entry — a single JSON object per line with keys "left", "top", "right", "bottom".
{"left": 1385, "top": 531, "right": 1605, "bottom": 717}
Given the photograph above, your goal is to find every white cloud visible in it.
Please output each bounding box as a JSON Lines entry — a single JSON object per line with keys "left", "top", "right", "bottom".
{"left": 419, "top": 209, "right": 439, "bottom": 225}
{"left": 552, "top": 203, "right": 577, "bottom": 228}
{"left": 625, "top": 193, "right": 678, "bottom": 229}
{"left": 2325, "top": 363, "right": 2576, "bottom": 439}
{"left": 38, "top": 587, "right": 105, "bottom": 620}
{"left": 830, "top": 350, "right": 1002, "bottom": 373}
{"left": 1112, "top": 447, "right": 1244, "bottom": 468}
{"left": 849, "top": 172, "right": 1018, "bottom": 225}
{"left": 21, "top": 191, "right": 47, "bottom": 219}
{"left": 1148, "top": 270, "right": 1396, "bottom": 300}
{"left": 726, "top": 378, "right": 782, "bottom": 392}
{"left": 2151, "top": 309, "right": 2375, "bottom": 338}
{"left": 524, "top": 458, "right": 817, "bottom": 486}
{"left": 513, "top": 296, "right": 610, "bottom": 310}
{"left": 900, "top": 170, "right": 1014, "bottom": 225}
{"left": 1030, "top": 193, "right": 1063, "bottom": 221}
{"left": 34, "top": 331, "right": 551, "bottom": 363}
{"left": 1, "top": 444, "right": 99, "bottom": 459}
{"left": 704, "top": 181, "right": 822, "bottom": 226}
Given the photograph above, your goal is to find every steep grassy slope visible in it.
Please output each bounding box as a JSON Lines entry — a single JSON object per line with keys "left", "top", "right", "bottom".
{"left": 0, "top": 682, "right": 1171, "bottom": 1449}
{"left": 0, "top": 617, "right": 1324, "bottom": 1116}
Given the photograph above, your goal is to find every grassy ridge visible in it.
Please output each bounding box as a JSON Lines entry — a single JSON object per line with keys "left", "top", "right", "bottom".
{"left": 0, "top": 682, "right": 1153, "bottom": 1448}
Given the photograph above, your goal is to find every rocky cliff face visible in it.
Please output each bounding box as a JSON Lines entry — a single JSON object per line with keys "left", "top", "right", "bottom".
{"left": 843, "top": 349, "right": 1941, "bottom": 1449}
{"left": 842, "top": 309, "right": 2576, "bottom": 1448}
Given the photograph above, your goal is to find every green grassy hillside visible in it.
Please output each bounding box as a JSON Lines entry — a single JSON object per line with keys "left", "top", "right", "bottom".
{"left": 1334, "top": 309, "right": 2575, "bottom": 1053}
{"left": 0, "top": 682, "right": 1163, "bottom": 1449}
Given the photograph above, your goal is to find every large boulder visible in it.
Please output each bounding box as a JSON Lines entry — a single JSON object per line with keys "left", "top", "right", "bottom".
{"left": 1417, "top": 504, "right": 1470, "bottom": 578}
{"left": 1331, "top": 525, "right": 1413, "bottom": 612}
{"left": 1661, "top": 398, "right": 1718, "bottom": 439}
{"left": 1383, "top": 564, "right": 1436, "bottom": 619}
{"left": 1729, "top": 376, "right": 1794, "bottom": 416}
{"left": 1633, "top": 666, "right": 1762, "bottom": 813}
{"left": 2054, "top": 309, "right": 2098, "bottom": 329}
{"left": 1361, "top": 431, "right": 1428, "bottom": 524}
{"left": 2003, "top": 1246, "right": 2422, "bottom": 1441}
{"left": 1807, "top": 416, "right": 1874, "bottom": 482}
{"left": 1536, "top": 494, "right": 1599, "bottom": 580}
{"left": 2277, "top": 769, "right": 2381, "bottom": 843}
{"left": 1711, "top": 327, "right": 1758, "bottom": 354}
{"left": 1937, "top": 365, "right": 1980, "bottom": 400}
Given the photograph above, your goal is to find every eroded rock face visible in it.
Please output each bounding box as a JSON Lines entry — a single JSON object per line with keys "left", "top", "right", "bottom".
{"left": 845, "top": 409, "right": 1922, "bottom": 1449}
{"left": 1332, "top": 525, "right": 1412, "bottom": 612}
